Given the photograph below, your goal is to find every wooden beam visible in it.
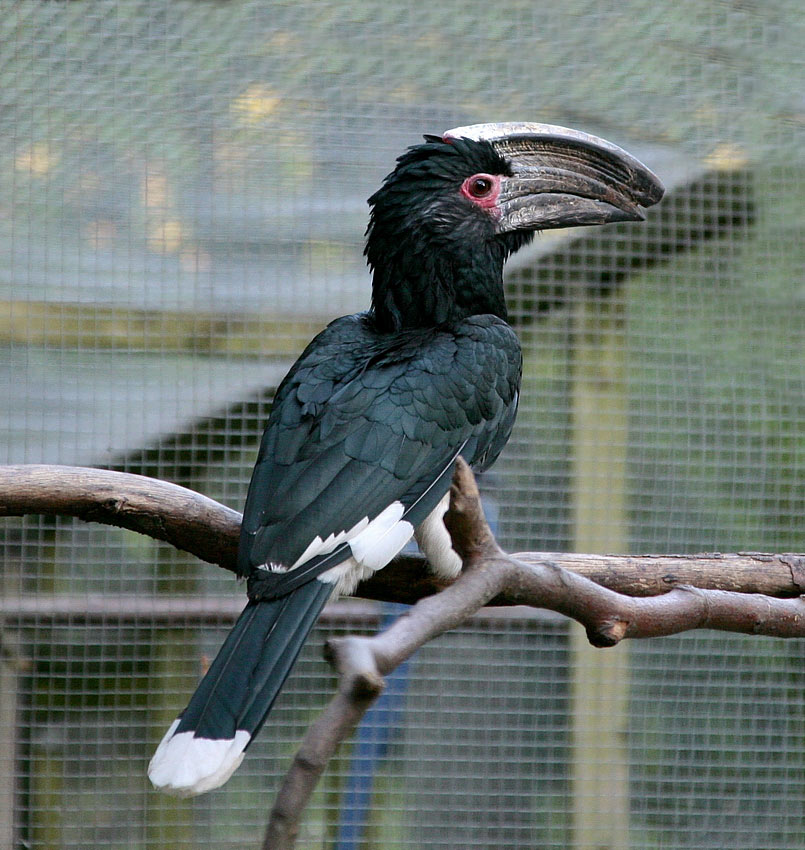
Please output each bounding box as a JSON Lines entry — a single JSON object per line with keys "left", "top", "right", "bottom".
{"left": 0, "top": 300, "right": 322, "bottom": 357}
{"left": 569, "top": 293, "right": 630, "bottom": 850}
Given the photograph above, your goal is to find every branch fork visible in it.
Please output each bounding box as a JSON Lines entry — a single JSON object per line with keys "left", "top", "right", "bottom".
{"left": 262, "top": 458, "right": 805, "bottom": 847}
{"left": 0, "top": 462, "right": 803, "bottom": 850}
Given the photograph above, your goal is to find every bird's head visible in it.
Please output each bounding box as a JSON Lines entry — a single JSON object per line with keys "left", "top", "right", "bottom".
{"left": 366, "top": 122, "right": 664, "bottom": 331}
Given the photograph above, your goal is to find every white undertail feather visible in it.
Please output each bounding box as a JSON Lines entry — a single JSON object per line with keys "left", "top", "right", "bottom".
{"left": 148, "top": 720, "right": 251, "bottom": 797}
{"left": 414, "top": 492, "right": 463, "bottom": 579}
{"left": 319, "top": 554, "right": 369, "bottom": 596}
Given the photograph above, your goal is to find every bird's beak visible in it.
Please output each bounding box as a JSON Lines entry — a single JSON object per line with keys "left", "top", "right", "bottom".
{"left": 445, "top": 122, "right": 665, "bottom": 232}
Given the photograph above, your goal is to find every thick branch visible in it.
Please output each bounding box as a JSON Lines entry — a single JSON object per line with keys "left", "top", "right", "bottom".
{"left": 0, "top": 464, "right": 241, "bottom": 571}
{"left": 1, "top": 464, "right": 803, "bottom": 599}
{"left": 3, "top": 464, "right": 804, "bottom": 849}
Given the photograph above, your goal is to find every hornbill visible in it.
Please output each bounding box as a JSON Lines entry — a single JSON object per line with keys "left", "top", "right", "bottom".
{"left": 148, "top": 122, "right": 663, "bottom": 795}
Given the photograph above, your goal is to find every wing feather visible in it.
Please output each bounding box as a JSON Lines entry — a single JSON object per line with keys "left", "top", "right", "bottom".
{"left": 237, "top": 312, "right": 521, "bottom": 584}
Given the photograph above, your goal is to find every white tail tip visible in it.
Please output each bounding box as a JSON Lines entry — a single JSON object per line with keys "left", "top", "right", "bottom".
{"left": 148, "top": 719, "right": 251, "bottom": 796}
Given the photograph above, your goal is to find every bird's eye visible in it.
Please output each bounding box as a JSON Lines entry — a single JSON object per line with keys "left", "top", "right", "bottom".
{"left": 468, "top": 175, "right": 494, "bottom": 197}
{"left": 460, "top": 173, "right": 500, "bottom": 207}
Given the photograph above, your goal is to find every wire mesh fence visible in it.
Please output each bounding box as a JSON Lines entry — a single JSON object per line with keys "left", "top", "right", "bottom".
{"left": 1, "top": 1, "right": 803, "bottom": 848}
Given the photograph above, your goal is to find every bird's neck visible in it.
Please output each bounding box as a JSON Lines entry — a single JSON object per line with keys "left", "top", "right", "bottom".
{"left": 369, "top": 240, "right": 509, "bottom": 332}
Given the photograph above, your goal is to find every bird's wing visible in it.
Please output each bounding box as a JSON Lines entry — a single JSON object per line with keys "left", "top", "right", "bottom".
{"left": 237, "top": 313, "right": 521, "bottom": 595}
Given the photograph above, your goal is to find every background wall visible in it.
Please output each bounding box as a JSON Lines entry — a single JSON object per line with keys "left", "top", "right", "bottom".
{"left": 0, "top": 2, "right": 803, "bottom": 848}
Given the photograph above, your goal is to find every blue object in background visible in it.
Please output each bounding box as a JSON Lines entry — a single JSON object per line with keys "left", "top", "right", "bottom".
{"left": 335, "top": 495, "right": 499, "bottom": 848}
{"left": 334, "top": 603, "right": 411, "bottom": 849}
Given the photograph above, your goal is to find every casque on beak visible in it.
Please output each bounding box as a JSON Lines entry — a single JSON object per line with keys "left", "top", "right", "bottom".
{"left": 445, "top": 122, "right": 665, "bottom": 232}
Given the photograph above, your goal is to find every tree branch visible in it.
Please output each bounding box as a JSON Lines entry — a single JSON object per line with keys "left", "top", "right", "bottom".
{"left": 0, "top": 464, "right": 241, "bottom": 571}
{"left": 2, "top": 463, "right": 804, "bottom": 849}
{"left": 262, "top": 459, "right": 805, "bottom": 847}
{"left": 1, "top": 464, "right": 803, "bottom": 600}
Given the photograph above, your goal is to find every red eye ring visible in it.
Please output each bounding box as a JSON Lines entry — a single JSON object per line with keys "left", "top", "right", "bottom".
{"left": 460, "top": 173, "right": 500, "bottom": 209}
{"left": 467, "top": 175, "right": 495, "bottom": 197}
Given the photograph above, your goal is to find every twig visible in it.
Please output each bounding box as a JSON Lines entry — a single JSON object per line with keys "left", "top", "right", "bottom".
{"left": 2, "top": 463, "right": 804, "bottom": 849}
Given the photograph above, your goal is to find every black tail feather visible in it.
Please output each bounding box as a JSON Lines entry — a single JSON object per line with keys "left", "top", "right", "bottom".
{"left": 148, "top": 579, "right": 333, "bottom": 795}
{"left": 179, "top": 579, "right": 333, "bottom": 740}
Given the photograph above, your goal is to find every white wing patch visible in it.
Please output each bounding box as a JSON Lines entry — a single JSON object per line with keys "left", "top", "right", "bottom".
{"left": 348, "top": 501, "right": 414, "bottom": 570}
{"left": 308, "top": 501, "right": 414, "bottom": 596}
{"left": 290, "top": 516, "right": 371, "bottom": 570}
{"left": 148, "top": 719, "right": 251, "bottom": 797}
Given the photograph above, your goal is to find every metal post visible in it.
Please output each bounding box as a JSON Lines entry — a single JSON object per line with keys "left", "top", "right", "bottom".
{"left": 0, "top": 636, "right": 19, "bottom": 850}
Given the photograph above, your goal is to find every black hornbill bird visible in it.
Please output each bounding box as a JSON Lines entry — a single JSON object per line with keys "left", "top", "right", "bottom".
{"left": 148, "top": 122, "right": 663, "bottom": 795}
